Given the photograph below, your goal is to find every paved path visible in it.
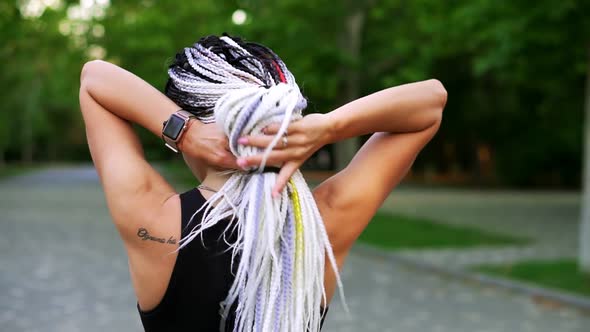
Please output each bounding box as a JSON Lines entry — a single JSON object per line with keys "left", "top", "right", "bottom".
{"left": 1, "top": 166, "right": 589, "bottom": 331}
{"left": 381, "top": 187, "right": 580, "bottom": 268}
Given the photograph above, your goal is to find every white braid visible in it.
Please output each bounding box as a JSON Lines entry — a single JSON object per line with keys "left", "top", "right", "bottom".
{"left": 170, "top": 36, "right": 346, "bottom": 332}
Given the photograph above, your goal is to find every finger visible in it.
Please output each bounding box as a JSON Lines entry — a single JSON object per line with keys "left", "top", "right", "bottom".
{"left": 272, "top": 161, "right": 300, "bottom": 197}
{"left": 239, "top": 134, "right": 301, "bottom": 149}
{"left": 264, "top": 121, "right": 302, "bottom": 135}
{"left": 262, "top": 123, "right": 281, "bottom": 135}
{"left": 238, "top": 135, "right": 276, "bottom": 149}
{"left": 238, "top": 150, "right": 292, "bottom": 168}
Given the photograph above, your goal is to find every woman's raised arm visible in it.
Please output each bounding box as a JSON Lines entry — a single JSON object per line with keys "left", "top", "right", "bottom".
{"left": 78, "top": 60, "right": 237, "bottom": 239}
{"left": 326, "top": 79, "right": 446, "bottom": 140}
{"left": 238, "top": 79, "right": 447, "bottom": 195}
{"left": 80, "top": 60, "right": 237, "bottom": 169}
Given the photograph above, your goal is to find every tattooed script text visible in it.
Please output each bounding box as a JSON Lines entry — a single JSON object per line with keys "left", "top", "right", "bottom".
{"left": 137, "top": 228, "right": 177, "bottom": 245}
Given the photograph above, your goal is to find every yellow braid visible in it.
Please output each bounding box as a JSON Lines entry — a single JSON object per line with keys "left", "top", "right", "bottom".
{"left": 289, "top": 179, "right": 304, "bottom": 263}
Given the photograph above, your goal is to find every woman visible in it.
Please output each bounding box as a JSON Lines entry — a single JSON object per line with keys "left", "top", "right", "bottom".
{"left": 79, "top": 35, "right": 446, "bottom": 331}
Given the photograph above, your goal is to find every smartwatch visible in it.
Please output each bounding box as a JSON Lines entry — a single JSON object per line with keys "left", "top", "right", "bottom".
{"left": 162, "top": 110, "right": 195, "bottom": 153}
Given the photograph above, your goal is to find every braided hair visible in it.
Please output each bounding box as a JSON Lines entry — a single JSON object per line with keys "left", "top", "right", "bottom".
{"left": 165, "top": 34, "right": 346, "bottom": 332}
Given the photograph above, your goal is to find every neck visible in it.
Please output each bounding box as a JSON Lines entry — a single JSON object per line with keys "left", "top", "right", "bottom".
{"left": 200, "top": 168, "right": 232, "bottom": 192}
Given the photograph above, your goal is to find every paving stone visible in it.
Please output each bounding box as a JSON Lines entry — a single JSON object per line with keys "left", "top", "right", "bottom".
{"left": 1, "top": 166, "right": 589, "bottom": 332}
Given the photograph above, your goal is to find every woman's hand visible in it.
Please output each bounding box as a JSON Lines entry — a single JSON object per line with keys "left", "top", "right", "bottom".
{"left": 177, "top": 120, "right": 238, "bottom": 169}
{"left": 236, "top": 113, "right": 333, "bottom": 196}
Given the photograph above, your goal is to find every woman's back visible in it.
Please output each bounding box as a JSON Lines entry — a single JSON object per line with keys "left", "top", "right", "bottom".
{"left": 138, "top": 188, "right": 237, "bottom": 331}
{"left": 137, "top": 188, "right": 328, "bottom": 331}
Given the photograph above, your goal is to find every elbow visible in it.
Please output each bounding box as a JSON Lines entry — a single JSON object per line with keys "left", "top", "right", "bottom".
{"left": 79, "top": 60, "right": 108, "bottom": 113}
{"left": 428, "top": 79, "right": 448, "bottom": 110}
{"left": 420, "top": 79, "right": 445, "bottom": 132}
{"left": 426, "top": 79, "right": 446, "bottom": 128}
{"left": 80, "top": 59, "right": 107, "bottom": 91}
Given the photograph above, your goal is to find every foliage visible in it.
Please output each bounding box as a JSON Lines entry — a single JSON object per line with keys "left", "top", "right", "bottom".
{"left": 358, "top": 212, "right": 528, "bottom": 249}
{"left": 1, "top": 1, "right": 87, "bottom": 162}
{"left": 2, "top": 0, "right": 590, "bottom": 187}
{"left": 474, "top": 259, "right": 590, "bottom": 297}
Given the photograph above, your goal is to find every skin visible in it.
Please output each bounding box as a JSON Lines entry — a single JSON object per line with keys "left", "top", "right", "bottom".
{"left": 79, "top": 59, "right": 446, "bottom": 313}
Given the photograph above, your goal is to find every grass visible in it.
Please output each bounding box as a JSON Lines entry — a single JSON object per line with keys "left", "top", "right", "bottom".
{"left": 473, "top": 259, "right": 590, "bottom": 297}
{"left": 358, "top": 212, "right": 529, "bottom": 250}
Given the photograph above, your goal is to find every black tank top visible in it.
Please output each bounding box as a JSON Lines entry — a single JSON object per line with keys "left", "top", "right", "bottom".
{"left": 137, "top": 188, "right": 329, "bottom": 331}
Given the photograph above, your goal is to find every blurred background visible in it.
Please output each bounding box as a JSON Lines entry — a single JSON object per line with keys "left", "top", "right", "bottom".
{"left": 1, "top": 0, "right": 590, "bottom": 331}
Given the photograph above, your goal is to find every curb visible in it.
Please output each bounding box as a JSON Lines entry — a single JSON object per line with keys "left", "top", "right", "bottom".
{"left": 353, "top": 244, "right": 590, "bottom": 314}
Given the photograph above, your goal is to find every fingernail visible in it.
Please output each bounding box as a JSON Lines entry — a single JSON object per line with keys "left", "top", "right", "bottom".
{"left": 238, "top": 137, "right": 248, "bottom": 145}
{"left": 237, "top": 158, "right": 247, "bottom": 168}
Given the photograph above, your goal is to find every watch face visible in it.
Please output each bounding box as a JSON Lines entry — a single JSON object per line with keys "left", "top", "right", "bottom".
{"left": 163, "top": 115, "right": 185, "bottom": 140}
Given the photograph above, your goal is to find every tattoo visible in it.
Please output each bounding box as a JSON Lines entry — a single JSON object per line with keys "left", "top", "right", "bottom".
{"left": 136, "top": 228, "right": 177, "bottom": 245}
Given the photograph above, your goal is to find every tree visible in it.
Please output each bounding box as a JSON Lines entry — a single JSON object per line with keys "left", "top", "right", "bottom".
{"left": 580, "top": 46, "right": 590, "bottom": 272}
{"left": 3, "top": 0, "right": 590, "bottom": 194}
{"left": 0, "top": 1, "right": 86, "bottom": 163}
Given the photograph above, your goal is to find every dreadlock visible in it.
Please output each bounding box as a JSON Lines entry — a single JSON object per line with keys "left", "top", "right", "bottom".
{"left": 165, "top": 34, "right": 346, "bottom": 332}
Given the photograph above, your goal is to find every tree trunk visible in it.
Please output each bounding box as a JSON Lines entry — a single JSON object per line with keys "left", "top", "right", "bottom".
{"left": 22, "top": 78, "right": 41, "bottom": 164}
{"left": 48, "top": 136, "right": 57, "bottom": 161}
{"left": 334, "top": 5, "right": 366, "bottom": 170}
{"left": 22, "top": 107, "right": 34, "bottom": 164}
{"left": 579, "top": 46, "right": 590, "bottom": 273}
